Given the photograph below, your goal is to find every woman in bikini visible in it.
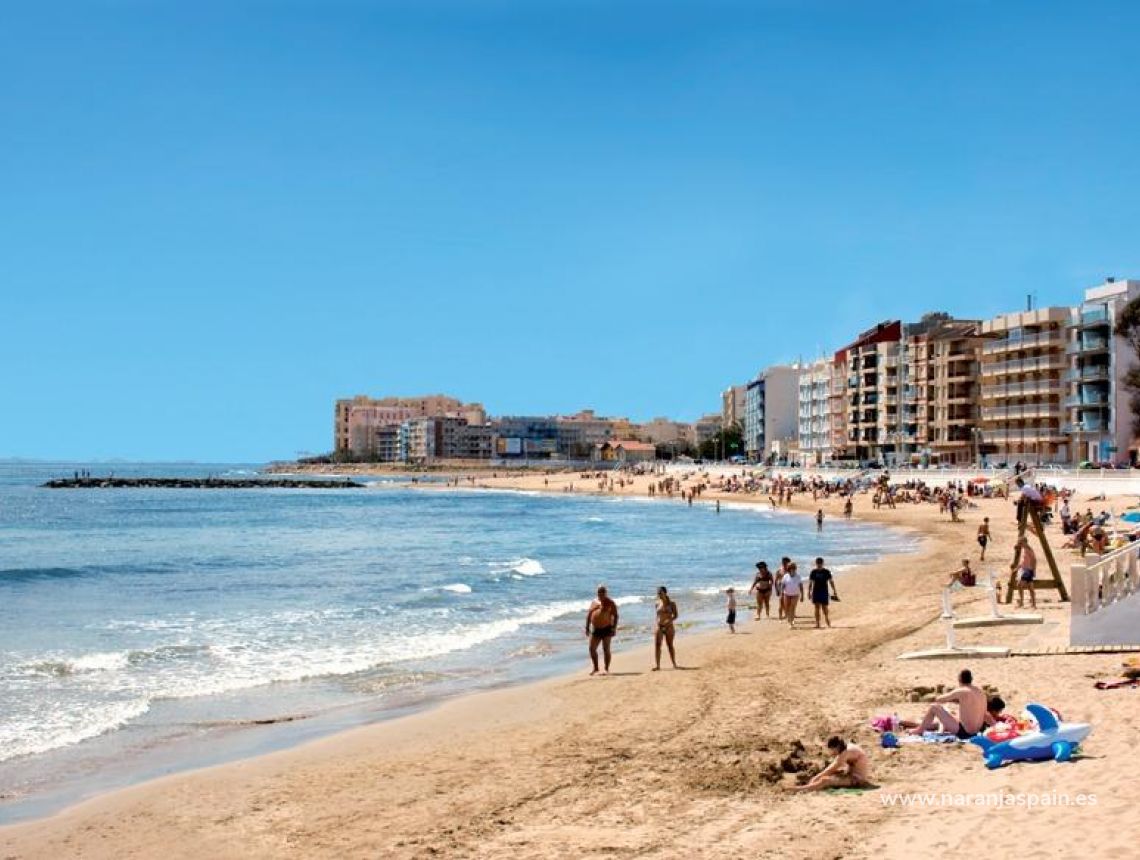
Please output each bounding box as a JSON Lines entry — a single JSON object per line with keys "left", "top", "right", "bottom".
{"left": 653, "top": 586, "right": 679, "bottom": 671}
{"left": 749, "top": 561, "right": 774, "bottom": 619}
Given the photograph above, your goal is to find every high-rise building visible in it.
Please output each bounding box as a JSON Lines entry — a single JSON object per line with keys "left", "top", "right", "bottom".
{"left": 743, "top": 364, "right": 800, "bottom": 462}
{"left": 901, "top": 317, "right": 984, "bottom": 466}
{"left": 721, "top": 385, "right": 747, "bottom": 430}
{"left": 796, "top": 359, "right": 834, "bottom": 465}
{"left": 978, "top": 307, "right": 1070, "bottom": 464}
{"left": 1067, "top": 278, "right": 1140, "bottom": 464}
{"left": 835, "top": 321, "right": 903, "bottom": 463}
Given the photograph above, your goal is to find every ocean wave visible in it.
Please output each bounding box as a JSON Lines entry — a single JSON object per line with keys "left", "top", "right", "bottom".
{"left": 440, "top": 583, "right": 472, "bottom": 594}
{"left": 0, "top": 698, "right": 151, "bottom": 763}
{"left": 488, "top": 557, "right": 546, "bottom": 578}
{"left": 0, "top": 566, "right": 88, "bottom": 583}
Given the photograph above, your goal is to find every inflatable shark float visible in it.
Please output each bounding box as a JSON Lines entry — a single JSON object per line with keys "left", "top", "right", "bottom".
{"left": 970, "top": 703, "right": 1091, "bottom": 769}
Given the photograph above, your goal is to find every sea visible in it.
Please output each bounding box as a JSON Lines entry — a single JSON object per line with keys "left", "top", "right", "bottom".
{"left": 0, "top": 461, "right": 918, "bottom": 821}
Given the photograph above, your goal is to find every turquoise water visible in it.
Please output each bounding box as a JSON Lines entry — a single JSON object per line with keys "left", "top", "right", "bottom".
{"left": 0, "top": 461, "right": 916, "bottom": 819}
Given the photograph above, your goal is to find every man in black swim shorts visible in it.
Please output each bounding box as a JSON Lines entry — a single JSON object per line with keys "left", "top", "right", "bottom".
{"left": 585, "top": 585, "right": 620, "bottom": 675}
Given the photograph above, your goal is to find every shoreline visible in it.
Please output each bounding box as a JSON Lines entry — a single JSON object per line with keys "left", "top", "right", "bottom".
{"left": 3, "top": 479, "right": 1138, "bottom": 859}
{"left": 0, "top": 485, "right": 913, "bottom": 826}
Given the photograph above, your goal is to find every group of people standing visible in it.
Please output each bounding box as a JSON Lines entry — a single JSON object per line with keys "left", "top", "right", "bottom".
{"left": 582, "top": 557, "right": 842, "bottom": 676}
{"left": 747, "top": 557, "right": 840, "bottom": 628}
{"left": 583, "top": 584, "right": 681, "bottom": 675}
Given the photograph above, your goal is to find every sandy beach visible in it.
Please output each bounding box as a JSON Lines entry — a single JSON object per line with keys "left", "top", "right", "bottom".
{"left": 3, "top": 471, "right": 1139, "bottom": 860}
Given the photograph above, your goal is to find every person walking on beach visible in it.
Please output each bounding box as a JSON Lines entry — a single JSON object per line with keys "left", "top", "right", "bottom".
{"left": 776, "top": 557, "right": 791, "bottom": 620}
{"left": 816, "top": 509, "right": 824, "bottom": 531}
{"left": 585, "top": 585, "right": 619, "bottom": 675}
{"left": 653, "top": 586, "right": 679, "bottom": 670}
{"left": 1013, "top": 536, "right": 1037, "bottom": 609}
{"left": 782, "top": 563, "right": 804, "bottom": 628}
{"left": 749, "top": 561, "right": 774, "bottom": 619}
{"left": 725, "top": 588, "right": 737, "bottom": 633}
{"left": 844, "top": 497, "right": 853, "bottom": 519}
{"left": 808, "top": 557, "right": 839, "bottom": 628}
{"left": 977, "top": 517, "right": 991, "bottom": 561}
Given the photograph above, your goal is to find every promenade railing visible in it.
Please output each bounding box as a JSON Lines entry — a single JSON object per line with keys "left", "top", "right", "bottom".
{"left": 1070, "top": 543, "right": 1140, "bottom": 617}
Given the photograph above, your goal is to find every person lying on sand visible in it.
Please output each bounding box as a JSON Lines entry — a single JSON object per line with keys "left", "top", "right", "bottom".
{"left": 908, "top": 669, "right": 989, "bottom": 739}
{"left": 792, "top": 737, "right": 873, "bottom": 792}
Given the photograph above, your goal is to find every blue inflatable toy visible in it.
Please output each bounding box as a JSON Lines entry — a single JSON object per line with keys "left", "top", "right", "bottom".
{"left": 970, "top": 703, "right": 1091, "bottom": 769}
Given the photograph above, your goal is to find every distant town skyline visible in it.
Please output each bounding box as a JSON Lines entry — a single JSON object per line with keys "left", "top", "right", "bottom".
{"left": 4, "top": 2, "right": 1140, "bottom": 461}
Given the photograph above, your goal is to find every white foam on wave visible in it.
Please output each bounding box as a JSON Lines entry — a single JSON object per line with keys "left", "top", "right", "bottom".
{"left": 584, "top": 516, "right": 605, "bottom": 523}
{"left": 441, "top": 583, "right": 472, "bottom": 594}
{"left": 37, "top": 651, "right": 132, "bottom": 674}
{"left": 0, "top": 698, "right": 151, "bottom": 763}
{"left": 488, "top": 557, "right": 546, "bottom": 577}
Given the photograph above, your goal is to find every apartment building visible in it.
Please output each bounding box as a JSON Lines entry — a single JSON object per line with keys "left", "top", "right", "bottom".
{"left": 834, "top": 321, "right": 903, "bottom": 463}
{"left": 721, "top": 384, "right": 747, "bottom": 430}
{"left": 400, "top": 417, "right": 493, "bottom": 463}
{"left": 978, "top": 307, "right": 1070, "bottom": 464}
{"left": 795, "top": 359, "right": 833, "bottom": 465}
{"left": 556, "top": 410, "right": 635, "bottom": 459}
{"left": 901, "top": 317, "right": 984, "bottom": 465}
{"left": 693, "top": 414, "right": 723, "bottom": 447}
{"left": 640, "top": 417, "right": 693, "bottom": 447}
{"left": 334, "top": 394, "right": 486, "bottom": 458}
{"left": 743, "top": 364, "right": 800, "bottom": 462}
{"left": 493, "top": 416, "right": 561, "bottom": 459}
{"left": 1068, "top": 279, "right": 1140, "bottom": 464}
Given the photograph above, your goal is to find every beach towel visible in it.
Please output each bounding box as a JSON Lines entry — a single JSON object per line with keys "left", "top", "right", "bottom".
{"left": 1094, "top": 678, "right": 1140, "bottom": 689}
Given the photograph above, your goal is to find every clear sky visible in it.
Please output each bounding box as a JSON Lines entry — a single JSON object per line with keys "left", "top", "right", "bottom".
{"left": 3, "top": 1, "right": 1140, "bottom": 462}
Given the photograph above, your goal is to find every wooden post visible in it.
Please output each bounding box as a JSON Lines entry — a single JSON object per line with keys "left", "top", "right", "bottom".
{"left": 1004, "top": 502, "right": 1069, "bottom": 603}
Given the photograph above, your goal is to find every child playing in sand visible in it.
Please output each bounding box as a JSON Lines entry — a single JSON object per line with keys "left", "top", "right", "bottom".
{"left": 725, "top": 588, "right": 737, "bottom": 633}
{"left": 792, "top": 737, "right": 872, "bottom": 792}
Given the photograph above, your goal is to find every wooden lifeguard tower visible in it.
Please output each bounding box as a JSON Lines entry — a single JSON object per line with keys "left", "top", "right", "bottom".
{"left": 1003, "top": 468, "right": 1070, "bottom": 604}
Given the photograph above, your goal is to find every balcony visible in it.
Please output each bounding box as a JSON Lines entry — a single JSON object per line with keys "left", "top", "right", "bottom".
{"left": 980, "top": 426, "right": 1066, "bottom": 443}
{"left": 981, "top": 329, "right": 1065, "bottom": 355}
{"left": 1066, "top": 392, "right": 1110, "bottom": 408}
{"left": 980, "top": 403, "right": 1060, "bottom": 420}
{"left": 1064, "top": 366, "right": 1111, "bottom": 383}
{"left": 1078, "top": 307, "right": 1110, "bottom": 328}
{"left": 981, "top": 355, "right": 1066, "bottom": 376}
{"left": 1066, "top": 335, "right": 1110, "bottom": 354}
{"left": 1064, "top": 419, "right": 1107, "bottom": 433}
{"left": 980, "top": 380, "right": 1060, "bottom": 399}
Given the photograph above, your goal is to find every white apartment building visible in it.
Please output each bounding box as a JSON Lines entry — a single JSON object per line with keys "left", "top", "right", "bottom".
{"left": 744, "top": 364, "right": 801, "bottom": 462}
{"left": 1068, "top": 278, "right": 1140, "bottom": 464}
{"left": 796, "top": 358, "right": 833, "bottom": 465}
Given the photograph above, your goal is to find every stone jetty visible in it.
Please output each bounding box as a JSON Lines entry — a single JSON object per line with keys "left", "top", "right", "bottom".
{"left": 42, "top": 476, "right": 365, "bottom": 489}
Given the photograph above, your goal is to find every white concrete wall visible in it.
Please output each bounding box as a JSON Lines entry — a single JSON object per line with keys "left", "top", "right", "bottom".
{"left": 762, "top": 365, "right": 801, "bottom": 457}
{"left": 1072, "top": 593, "right": 1140, "bottom": 645}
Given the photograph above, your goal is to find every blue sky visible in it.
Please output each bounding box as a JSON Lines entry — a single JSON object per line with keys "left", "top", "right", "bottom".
{"left": 3, "top": 1, "right": 1140, "bottom": 461}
